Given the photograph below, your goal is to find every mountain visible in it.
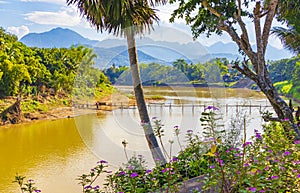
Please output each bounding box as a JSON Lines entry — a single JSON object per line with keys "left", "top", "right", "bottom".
{"left": 205, "top": 42, "right": 294, "bottom": 61}
{"left": 20, "top": 27, "right": 295, "bottom": 67}
{"left": 93, "top": 46, "right": 169, "bottom": 68}
{"left": 20, "top": 27, "right": 98, "bottom": 48}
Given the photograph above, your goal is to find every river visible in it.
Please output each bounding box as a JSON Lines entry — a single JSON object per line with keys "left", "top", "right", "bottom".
{"left": 0, "top": 87, "right": 273, "bottom": 193}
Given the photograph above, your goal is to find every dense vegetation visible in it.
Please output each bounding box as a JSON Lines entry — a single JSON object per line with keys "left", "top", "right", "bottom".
{"left": 0, "top": 28, "right": 110, "bottom": 98}
{"left": 0, "top": 28, "right": 112, "bottom": 123}
{"left": 269, "top": 56, "right": 300, "bottom": 101}
{"left": 103, "top": 58, "right": 241, "bottom": 86}
{"left": 103, "top": 57, "right": 300, "bottom": 103}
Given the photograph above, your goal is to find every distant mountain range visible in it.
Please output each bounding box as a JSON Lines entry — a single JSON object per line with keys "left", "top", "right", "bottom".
{"left": 20, "top": 27, "right": 294, "bottom": 68}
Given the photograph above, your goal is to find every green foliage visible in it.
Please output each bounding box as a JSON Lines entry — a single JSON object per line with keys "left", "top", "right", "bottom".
{"left": 269, "top": 57, "right": 299, "bottom": 83}
{"left": 104, "top": 58, "right": 231, "bottom": 85}
{"left": 274, "top": 81, "right": 292, "bottom": 94}
{"left": 77, "top": 160, "right": 110, "bottom": 193}
{"left": 0, "top": 28, "right": 111, "bottom": 100}
{"left": 21, "top": 100, "right": 48, "bottom": 113}
{"left": 13, "top": 174, "right": 41, "bottom": 193}
{"left": 269, "top": 55, "right": 300, "bottom": 101}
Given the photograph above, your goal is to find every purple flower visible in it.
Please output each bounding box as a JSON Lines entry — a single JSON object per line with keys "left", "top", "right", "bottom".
{"left": 171, "top": 157, "right": 179, "bottom": 162}
{"left": 34, "top": 190, "right": 41, "bottom": 193}
{"left": 218, "top": 159, "right": 224, "bottom": 166}
{"left": 130, "top": 172, "right": 139, "bottom": 178}
{"left": 254, "top": 129, "right": 259, "bottom": 133}
{"left": 293, "top": 160, "right": 300, "bottom": 164}
{"left": 84, "top": 185, "right": 92, "bottom": 189}
{"left": 145, "top": 169, "right": 152, "bottom": 174}
{"left": 117, "top": 171, "right": 126, "bottom": 176}
{"left": 242, "top": 142, "right": 252, "bottom": 147}
{"left": 264, "top": 166, "right": 269, "bottom": 170}
{"left": 284, "top": 151, "right": 291, "bottom": 156}
{"left": 248, "top": 187, "right": 257, "bottom": 192}
{"left": 209, "top": 165, "right": 215, "bottom": 169}
{"left": 97, "top": 160, "right": 107, "bottom": 164}
{"left": 244, "top": 163, "right": 250, "bottom": 167}
{"left": 259, "top": 190, "right": 265, "bottom": 192}
{"left": 271, "top": 175, "right": 278, "bottom": 179}
{"left": 152, "top": 117, "right": 157, "bottom": 120}
{"left": 128, "top": 165, "right": 135, "bottom": 170}
{"left": 162, "top": 168, "right": 173, "bottom": 173}
{"left": 255, "top": 133, "right": 262, "bottom": 139}
{"left": 295, "top": 140, "right": 300, "bottom": 145}
{"left": 93, "top": 185, "right": 100, "bottom": 190}
{"left": 282, "top": 118, "right": 290, "bottom": 121}
{"left": 234, "top": 153, "right": 242, "bottom": 157}
{"left": 236, "top": 171, "right": 241, "bottom": 175}
{"left": 204, "top": 106, "right": 219, "bottom": 111}
{"left": 187, "top": 129, "right": 193, "bottom": 133}
{"left": 297, "top": 174, "right": 300, "bottom": 178}
{"left": 174, "top": 125, "right": 179, "bottom": 128}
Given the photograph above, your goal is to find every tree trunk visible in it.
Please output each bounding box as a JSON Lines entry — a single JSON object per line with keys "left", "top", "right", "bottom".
{"left": 255, "top": 73, "right": 300, "bottom": 139}
{"left": 126, "top": 30, "right": 166, "bottom": 164}
{"left": 220, "top": 0, "right": 300, "bottom": 139}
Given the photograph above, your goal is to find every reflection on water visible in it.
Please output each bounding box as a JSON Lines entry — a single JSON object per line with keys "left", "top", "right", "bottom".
{"left": 0, "top": 118, "right": 101, "bottom": 193}
{"left": 0, "top": 87, "right": 273, "bottom": 192}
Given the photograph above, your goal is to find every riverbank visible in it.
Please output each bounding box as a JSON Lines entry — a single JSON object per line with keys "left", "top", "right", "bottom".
{"left": 0, "top": 92, "right": 167, "bottom": 127}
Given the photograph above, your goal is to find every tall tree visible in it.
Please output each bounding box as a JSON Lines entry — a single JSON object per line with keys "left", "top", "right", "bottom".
{"left": 170, "top": 0, "right": 300, "bottom": 138}
{"left": 67, "top": 0, "right": 167, "bottom": 163}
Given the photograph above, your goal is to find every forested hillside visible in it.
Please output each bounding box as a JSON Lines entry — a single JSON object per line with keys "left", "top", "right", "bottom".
{"left": 269, "top": 57, "right": 300, "bottom": 102}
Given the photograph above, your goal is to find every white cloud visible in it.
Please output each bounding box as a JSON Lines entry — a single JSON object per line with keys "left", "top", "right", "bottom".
{"left": 7, "top": 25, "right": 30, "bottom": 39}
{"left": 0, "top": 1, "right": 8, "bottom": 4}
{"left": 24, "top": 6, "right": 81, "bottom": 26}
{"left": 156, "top": 3, "right": 185, "bottom": 24}
{"left": 20, "top": 0, "right": 65, "bottom": 5}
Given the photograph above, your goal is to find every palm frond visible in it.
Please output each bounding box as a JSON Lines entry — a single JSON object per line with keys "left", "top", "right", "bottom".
{"left": 67, "top": 0, "right": 160, "bottom": 37}
{"left": 272, "top": 26, "right": 300, "bottom": 54}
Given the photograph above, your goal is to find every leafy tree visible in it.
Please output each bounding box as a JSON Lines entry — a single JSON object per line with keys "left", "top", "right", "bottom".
{"left": 269, "top": 57, "right": 299, "bottom": 83}
{"left": 272, "top": 0, "right": 300, "bottom": 54}
{"left": 67, "top": 0, "right": 168, "bottom": 164}
{"left": 170, "top": 0, "right": 300, "bottom": 138}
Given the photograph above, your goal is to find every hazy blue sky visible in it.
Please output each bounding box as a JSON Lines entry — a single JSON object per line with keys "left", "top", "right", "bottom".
{"left": 0, "top": 0, "right": 286, "bottom": 48}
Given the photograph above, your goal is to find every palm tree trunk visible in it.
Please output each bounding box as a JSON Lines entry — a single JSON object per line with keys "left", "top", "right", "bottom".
{"left": 126, "top": 30, "right": 166, "bottom": 164}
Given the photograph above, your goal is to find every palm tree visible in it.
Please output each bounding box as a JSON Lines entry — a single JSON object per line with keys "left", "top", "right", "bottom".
{"left": 272, "top": 26, "right": 300, "bottom": 55}
{"left": 67, "top": 0, "right": 167, "bottom": 164}
{"left": 272, "top": 1, "right": 300, "bottom": 55}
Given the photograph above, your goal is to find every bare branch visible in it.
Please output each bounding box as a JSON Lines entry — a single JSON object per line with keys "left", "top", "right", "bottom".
{"left": 217, "top": 21, "right": 256, "bottom": 61}
{"left": 233, "top": 59, "right": 258, "bottom": 83}
{"left": 233, "top": 12, "right": 253, "bottom": 56}
{"left": 262, "top": 0, "right": 278, "bottom": 54}
{"left": 253, "top": 1, "right": 264, "bottom": 75}
{"left": 202, "top": 0, "right": 221, "bottom": 18}
{"left": 237, "top": 0, "right": 241, "bottom": 17}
